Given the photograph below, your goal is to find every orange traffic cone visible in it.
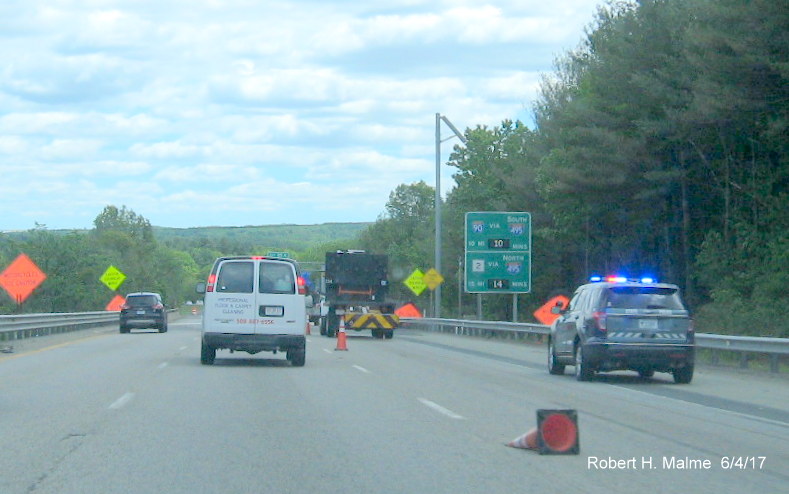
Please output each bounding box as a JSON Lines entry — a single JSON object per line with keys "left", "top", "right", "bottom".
{"left": 507, "top": 410, "right": 580, "bottom": 454}
{"left": 335, "top": 317, "right": 348, "bottom": 351}
{"left": 507, "top": 428, "right": 538, "bottom": 450}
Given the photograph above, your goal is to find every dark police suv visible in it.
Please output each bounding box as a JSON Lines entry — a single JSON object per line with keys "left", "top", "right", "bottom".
{"left": 547, "top": 277, "right": 694, "bottom": 383}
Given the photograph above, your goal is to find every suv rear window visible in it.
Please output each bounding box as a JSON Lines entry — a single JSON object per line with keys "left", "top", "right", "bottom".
{"left": 126, "top": 295, "right": 158, "bottom": 307}
{"left": 604, "top": 286, "right": 685, "bottom": 310}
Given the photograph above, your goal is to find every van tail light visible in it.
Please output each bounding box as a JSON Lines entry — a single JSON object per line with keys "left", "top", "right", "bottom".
{"left": 592, "top": 311, "right": 607, "bottom": 332}
{"left": 297, "top": 276, "right": 307, "bottom": 295}
{"left": 207, "top": 273, "right": 216, "bottom": 293}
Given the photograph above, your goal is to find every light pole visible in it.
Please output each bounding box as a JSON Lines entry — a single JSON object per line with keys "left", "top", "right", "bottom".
{"left": 434, "top": 113, "right": 466, "bottom": 318}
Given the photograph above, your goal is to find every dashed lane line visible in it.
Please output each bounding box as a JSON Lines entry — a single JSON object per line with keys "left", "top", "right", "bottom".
{"left": 352, "top": 365, "right": 371, "bottom": 374}
{"left": 109, "top": 392, "right": 135, "bottom": 410}
{"left": 418, "top": 398, "right": 465, "bottom": 420}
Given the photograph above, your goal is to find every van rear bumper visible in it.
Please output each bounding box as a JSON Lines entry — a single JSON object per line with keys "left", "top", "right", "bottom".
{"left": 203, "top": 333, "right": 305, "bottom": 353}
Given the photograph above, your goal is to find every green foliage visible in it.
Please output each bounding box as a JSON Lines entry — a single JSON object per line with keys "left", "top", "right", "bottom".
{"left": 3, "top": 1, "right": 785, "bottom": 336}
{"left": 357, "top": 182, "right": 436, "bottom": 305}
{"left": 0, "top": 207, "right": 370, "bottom": 314}
{"left": 348, "top": 0, "right": 788, "bottom": 332}
{"left": 94, "top": 205, "right": 154, "bottom": 244}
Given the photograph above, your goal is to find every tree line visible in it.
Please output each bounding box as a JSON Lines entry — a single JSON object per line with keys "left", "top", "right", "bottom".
{"left": 1, "top": 0, "right": 785, "bottom": 337}
{"left": 0, "top": 206, "right": 360, "bottom": 314}
{"left": 357, "top": 0, "right": 787, "bottom": 337}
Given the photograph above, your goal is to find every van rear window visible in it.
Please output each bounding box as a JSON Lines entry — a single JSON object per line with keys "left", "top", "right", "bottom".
{"left": 260, "top": 263, "right": 295, "bottom": 294}
{"left": 605, "top": 286, "right": 685, "bottom": 310}
{"left": 216, "top": 262, "right": 254, "bottom": 293}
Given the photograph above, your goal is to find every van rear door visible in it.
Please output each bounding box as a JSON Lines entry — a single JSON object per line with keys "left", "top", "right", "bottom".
{"left": 256, "top": 260, "right": 305, "bottom": 336}
{"left": 209, "top": 259, "right": 257, "bottom": 334}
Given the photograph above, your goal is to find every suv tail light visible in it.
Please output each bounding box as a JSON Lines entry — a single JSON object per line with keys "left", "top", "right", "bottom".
{"left": 592, "top": 311, "right": 607, "bottom": 332}
{"left": 120, "top": 303, "right": 130, "bottom": 310}
{"left": 153, "top": 303, "right": 164, "bottom": 310}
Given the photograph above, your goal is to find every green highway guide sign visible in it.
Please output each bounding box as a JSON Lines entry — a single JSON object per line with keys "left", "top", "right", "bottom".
{"left": 465, "top": 212, "right": 531, "bottom": 252}
{"left": 464, "top": 212, "right": 531, "bottom": 294}
{"left": 465, "top": 252, "right": 530, "bottom": 292}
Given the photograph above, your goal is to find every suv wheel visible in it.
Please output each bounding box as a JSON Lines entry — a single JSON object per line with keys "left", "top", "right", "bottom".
{"left": 672, "top": 364, "right": 693, "bottom": 384}
{"left": 200, "top": 340, "right": 216, "bottom": 365}
{"left": 119, "top": 325, "right": 129, "bottom": 334}
{"left": 547, "top": 340, "right": 565, "bottom": 375}
{"left": 575, "top": 345, "right": 593, "bottom": 381}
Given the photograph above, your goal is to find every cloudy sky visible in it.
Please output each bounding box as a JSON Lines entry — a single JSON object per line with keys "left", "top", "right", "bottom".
{"left": 1, "top": 0, "right": 601, "bottom": 231}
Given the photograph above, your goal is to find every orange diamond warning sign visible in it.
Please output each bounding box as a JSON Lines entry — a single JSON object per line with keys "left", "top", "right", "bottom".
{"left": 533, "top": 295, "right": 570, "bottom": 325}
{"left": 105, "top": 294, "right": 126, "bottom": 311}
{"left": 0, "top": 253, "right": 47, "bottom": 304}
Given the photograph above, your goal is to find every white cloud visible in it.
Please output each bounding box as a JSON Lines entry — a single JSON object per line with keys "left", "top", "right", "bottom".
{"left": 154, "top": 163, "right": 262, "bottom": 183}
{"left": 0, "top": 0, "right": 602, "bottom": 229}
{"left": 130, "top": 140, "right": 206, "bottom": 160}
{"left": 41, "top": 138, "right": 103, "bottom": 160}
{"left": 0, "top": 136, "right": 29, "bottom": 154}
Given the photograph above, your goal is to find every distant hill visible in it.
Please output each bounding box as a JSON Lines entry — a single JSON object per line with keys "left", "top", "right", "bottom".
{"left": 152, "top": 222, "right": 371, "bottom": 251}
{"left": 4, "top": 222, "right": 372, "bottom": 252}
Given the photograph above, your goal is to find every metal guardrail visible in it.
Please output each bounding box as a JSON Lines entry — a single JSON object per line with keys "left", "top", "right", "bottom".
{"left": 400, "top": 317, "right": 789, "bottom": 373}
{"left": 2, "top": 313, "right": 787, "bottom": 372}
{"left": 0, "top": 312, "right": 119, "bottom": 349}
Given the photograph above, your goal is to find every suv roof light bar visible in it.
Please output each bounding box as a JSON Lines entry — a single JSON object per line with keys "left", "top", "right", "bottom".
{"left": 589, "top": 275, "right": 658, "bottom": 283}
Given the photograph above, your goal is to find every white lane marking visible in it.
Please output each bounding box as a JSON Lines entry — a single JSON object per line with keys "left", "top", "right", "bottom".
{"left": 179, "top": 346, "right": 188, "bottom": 351}
{"left": 617, "top": 383, "right": 789, "bottom": 428}
{"left": 109, "top": 392, "right": 135, "bottom": 410}
{"left": 158, "top": 362, "right": 169, "bottom": 369}
{"left": 323, "top": 349, "right": 332, "bottom": 354}
{"left": 418, "top": 398, "right": 465, "bottom": 420}
{"left": 352, "top": 365, "right": 370, "bottom": 374}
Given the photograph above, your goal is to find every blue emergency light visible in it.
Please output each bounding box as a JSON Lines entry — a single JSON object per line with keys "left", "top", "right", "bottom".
{"left": 589, "top": 275, "right": 658, "bottom": 283}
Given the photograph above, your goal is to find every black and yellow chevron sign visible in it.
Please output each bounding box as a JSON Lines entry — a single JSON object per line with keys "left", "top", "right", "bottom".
{"left": 345, "top": 313, "right": 400, "bottom": 329}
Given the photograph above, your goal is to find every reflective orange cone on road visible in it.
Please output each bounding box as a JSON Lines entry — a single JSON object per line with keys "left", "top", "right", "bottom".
{"left": 335, "top": 317, "right": 348, "bottom": 351}
{"left": 507, "top": 428, "right": 538, "bottom": 449}
{"left": 507, "top": 410, "right": 580, "bottom": 454}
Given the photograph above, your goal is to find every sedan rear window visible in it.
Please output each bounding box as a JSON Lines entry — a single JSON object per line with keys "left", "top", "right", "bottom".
{"left": 604, "top": 286, "right": 685, "bottom": 310}
{"left": 126, "top": 295, "right": 157, "bottom": 307}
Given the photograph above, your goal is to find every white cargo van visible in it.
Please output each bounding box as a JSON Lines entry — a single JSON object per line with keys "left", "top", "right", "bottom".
{"left": 196, "top": 256, "right": 308, "bottom": 366}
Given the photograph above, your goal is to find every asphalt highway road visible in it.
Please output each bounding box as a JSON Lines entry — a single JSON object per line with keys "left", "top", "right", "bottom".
{"left": 1, "top": 315, "right": 787, "bottom": 493}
